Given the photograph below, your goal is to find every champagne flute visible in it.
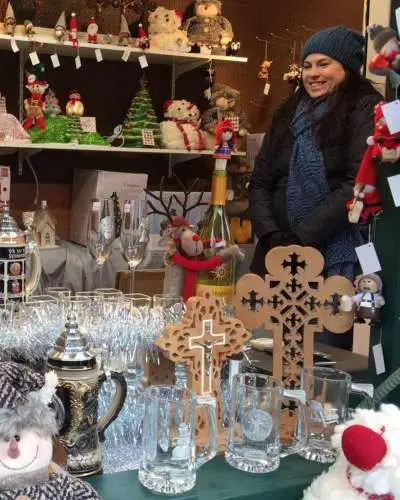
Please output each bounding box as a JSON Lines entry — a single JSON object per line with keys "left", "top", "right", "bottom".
{"left": 120, "top": 199, "right": 149, "bottom": 293}
{"left": 87, "top": 198, "right": 115, "bottom": 287}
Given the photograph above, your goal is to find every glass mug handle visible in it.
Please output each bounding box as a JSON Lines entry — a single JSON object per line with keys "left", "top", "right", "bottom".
{"left": 281, "top": 389, "right": 309, "bottom": 456}
{"left": 195, "top": 395, "right": 218, "bottom": 469}
{"left": 350, "top": 383, "right": 374, "bottom": 411}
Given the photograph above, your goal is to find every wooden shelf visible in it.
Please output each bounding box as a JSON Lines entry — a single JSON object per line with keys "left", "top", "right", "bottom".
{"left": 0, "top": 24, "right": 248, "bottom": 66}
{"left": 0, "top": 142, "right": 247, "bottom": 157}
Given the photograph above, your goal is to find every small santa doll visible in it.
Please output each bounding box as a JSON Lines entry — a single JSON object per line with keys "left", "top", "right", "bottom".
{"left": 0, "top": 362, "right": 102, "bottom": 499}
{"left": 66, "top": 90, "right": 84, "bottom": 117}
{"left": 137, "top": 23, "right": 150, "bottom": 50}
{"left": 69, "top": 12, "right": 79, "bottom": 47}
{"left": 347, "top": 101, "right": 400, "bottom": 224}
{"left": 87, "top": 16, "right": 98, "bottom": 44}
{"left": 368, "top": 24, "right": 400, "bottom": 88}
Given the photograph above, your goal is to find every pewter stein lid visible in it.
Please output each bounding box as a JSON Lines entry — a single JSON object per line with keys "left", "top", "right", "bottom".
{"left": 47, "top": 315, "right": 97, "bottom": 370}
{"left": 0, "top": 201, "right": 23, "bottom": 241}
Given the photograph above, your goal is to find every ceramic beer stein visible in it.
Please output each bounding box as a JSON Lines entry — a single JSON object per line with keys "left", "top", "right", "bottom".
{"left": 47, "top": 316, "right": 127, "bottom": 477}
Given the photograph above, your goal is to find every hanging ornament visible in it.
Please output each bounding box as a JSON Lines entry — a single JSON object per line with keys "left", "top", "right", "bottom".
{"left": 258, "top": 60, "right": 272, "bottom": 79}
{"left": 111, "top": 0, "right": 157, "bottom": 17}
{"left": 87, "top": 0, "right": 112, "bottom": 17}
{"left": 283, "top": 64, "right": 302, "bottom": 83}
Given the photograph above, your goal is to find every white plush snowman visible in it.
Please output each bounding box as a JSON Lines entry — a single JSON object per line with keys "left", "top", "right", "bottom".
{"left": 160, "top": 99, "right": 205, "bottom": 151}
{"left": 0, "top": 362, "right": 101, "bottom": 499}
{"left": 303, "top": 404, "right": 400, "bottom": 500}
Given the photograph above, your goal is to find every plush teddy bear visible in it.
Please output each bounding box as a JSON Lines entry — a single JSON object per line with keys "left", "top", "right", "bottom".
{"left": 303, "top": 404, "right": 400, "bottom": 500}
{"left": 200, "top": 83, "right": 251, "bottom": 149}
{"left": 0, "top": 361, "right": 102, "bottom": 499}
{"left": 182, "top": 0, "right": 234, "bottom": 54}
{"left": 148, "top": 6, "right": 191, "bottom": 52}
{"left": 160, "top": 99, "right": 205, "bottom": 151}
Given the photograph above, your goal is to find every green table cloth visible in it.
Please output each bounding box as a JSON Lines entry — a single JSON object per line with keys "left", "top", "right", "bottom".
{"left": 87, "top": 455, "right": 327, "bottom": 500}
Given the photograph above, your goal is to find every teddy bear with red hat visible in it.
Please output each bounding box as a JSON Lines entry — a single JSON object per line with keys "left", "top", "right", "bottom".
{"left": 23, "top": 68, "right": 49, "bottom": 131}
{"left": 347, "top": 101, "right": 400, "bottom": 224}
{"left": 148, "top": 6, "right": 190, "bottom": 52}
{"left": 303, "top": 404, "right": 400, "bottom": 500}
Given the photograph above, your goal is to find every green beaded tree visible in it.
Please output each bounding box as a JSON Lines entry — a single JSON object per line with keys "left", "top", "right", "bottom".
{"left": 66, "top": 116, "right": 83, "bottom": 144}
{"left": 122, "top": 76, "right": 162, "bottom": 148}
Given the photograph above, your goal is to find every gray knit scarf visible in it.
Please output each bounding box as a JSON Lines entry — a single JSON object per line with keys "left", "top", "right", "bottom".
{"left": 287, "top": 95, "right": 364, "bottom": 279}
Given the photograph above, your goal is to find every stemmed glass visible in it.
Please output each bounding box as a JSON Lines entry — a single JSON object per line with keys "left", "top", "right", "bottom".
{"left": 120, "top": 199, "right": 149, "bottom": 293}
{"left": 87, "top": 198, "right": 115, "bottom": 288}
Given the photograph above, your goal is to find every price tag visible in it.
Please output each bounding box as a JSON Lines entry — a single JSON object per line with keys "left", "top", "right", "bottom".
{"left": 75, "top": 55, "right": 82, "bottom": 69}
{"left": 396, "top": 7, "right": 400, "bottom": 35}
{"left": 228, "top": 360, "right": 241, "bottom": 386}
{"left": 355, "top": 242, "right": 382, "bottom": 275}
{"left": 95, "top": 48, "right": 103, "bottom": 62}
{"left": 29, "top": 51, "right": 40, "bottom": 65}
{"left": 381, "top": 100, "right": 400, "bottom": 135}
{"left": 263, "top": 82, "right": 271, "bottom": 96}
{"left": 204, "top": 87, "right": 212, "bottom": 100}
{"left": 387, "top": 173, "right": 400, "bottom": 207}
{"left": 138, "top": 54, "right": 148, "bottom": 68}
{"left": 50, "top": 53, "right": 60, "bottom": 68}
{"left": 373, "top": 344, "right": 386, "bottom": 375}
{"left": 10, "top": 38, "right": 19, "bottom": 53}
{"left": 123, "top": 203, "right": 130, "bottom": 213}
{"left": 122, "top": 48, "right": 131, "bottom": 62}
{"left": 92, "top": 201, "right": 101, "bottom": 211}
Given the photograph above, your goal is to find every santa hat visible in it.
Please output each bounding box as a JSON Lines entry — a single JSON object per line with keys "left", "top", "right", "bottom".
{"left": 55, "top": 10, "right": 66, "bottom": 30}
{"left": 0, "top": 362, "right": 59, "bottom": 438}
{"left": 88, "top": 16, "right": 98, "bottom": 29}
{"left": 4, "top": 2, "right": 15, "bottom": 22}
{"left": 69, "top": 12, "right": 78, "bottom": 32}
{"left": 119, "top": 14, "right": 130, "bottom": 36}
{"left": 175, "top": 9, "right": 183, "bottom": 21}
{"left": 68, "top": 89, "right": 81, "bottom": 100}
{"left": 368, "top": 24, "right": 398, "bottom": 52}
{"left": 163, "top": 100, "right": 174, "bottom": 114}
{"left": 138, "top": 23, "right": 147, "bottom": 38}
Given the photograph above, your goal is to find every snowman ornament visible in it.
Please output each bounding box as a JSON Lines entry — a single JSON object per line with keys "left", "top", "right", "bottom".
{"left": 0, "top": 361, "right": 102, "bottom": 499}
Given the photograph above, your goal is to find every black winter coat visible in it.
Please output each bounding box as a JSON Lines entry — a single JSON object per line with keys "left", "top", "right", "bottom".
{"left": 248, "top": 90, "right": 382, "bottom": 277}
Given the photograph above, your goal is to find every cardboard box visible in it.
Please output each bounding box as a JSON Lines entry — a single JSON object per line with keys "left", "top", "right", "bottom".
{"left": 69, "top": 169, "right": 148, "bottom": 246}
{"left": 0, "top": 166, "right": 10, "bottom": 203}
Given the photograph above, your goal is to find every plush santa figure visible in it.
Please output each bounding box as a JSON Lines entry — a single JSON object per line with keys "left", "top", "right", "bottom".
{"left": 368, "top": 24, "right": 400, "bottom": 88}
{"left": 303, "top": 404, "right": 400, "bottom": 500}
{"left": 0, "top": 361, "right": 102, "bottom": 499}
{"left": 23, "top": 73, "right": 49, "bottom": 130}
{"left": 87, "top": 17, "right": 98, "bottom": 43}
{"left": 137, "top": 23, "right": 150, "bottom": 50}
{"left": 347, "top": 101, "right": 400, "bottom": 224}
{"left": 69, "top": 12, "right": 79, "bottom": 47}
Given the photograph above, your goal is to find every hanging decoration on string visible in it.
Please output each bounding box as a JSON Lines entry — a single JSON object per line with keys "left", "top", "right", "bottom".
{"left": 87, "top": 0, "right": 112, "bottom": 17}
{"left": 258, "top": 39, "right": 272, "bottom": 95}
{"left": 204, "top": 60, "right": 215, "bottom": 101}
{"left": 111, "top": 0, "right": 157, "bottom": 19}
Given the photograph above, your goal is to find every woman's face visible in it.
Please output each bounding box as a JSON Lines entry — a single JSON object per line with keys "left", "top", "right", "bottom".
{"left": 302, "top": 53, "right": 346, "bottom": 99}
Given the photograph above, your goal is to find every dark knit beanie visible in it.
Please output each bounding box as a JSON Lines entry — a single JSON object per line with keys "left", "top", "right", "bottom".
{"left": 301, "top": 26, "right": 365, "bottom": 71}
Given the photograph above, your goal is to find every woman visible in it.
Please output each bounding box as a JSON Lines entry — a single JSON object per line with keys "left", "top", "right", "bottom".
{"left": 249, "top": 26, "right": 381, "bottom": 281}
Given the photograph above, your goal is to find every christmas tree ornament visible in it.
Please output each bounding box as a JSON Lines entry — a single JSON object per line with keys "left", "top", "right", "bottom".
{"left": 0, "top": 93, "right": 31, "bottom": 143}
{"left": 24, "top": 19, "right": 35, "bottom": 37}
{"left": 118, "top": 14, "right": 130, "bottom": 46}
{"left": 44, "top": 88, "right": 62, "bottom": 118}
{"left": 87, "top": 16, "right": 99, "bottom": 43}
{"left": 214, "top": 119, "right": 236, "bottom": 159}
{"left": 54, "top": 11, "right": 67, "bottom": 42}
{"left": 183, "top": 0, "right": 234, "bottom": 55}
{"left": 258, "top": 59, "right": 272, "bottom": 79}
{"left": 160, "top": 99, "right": 204, "bottom": 151}
{"left": 69, "top": 12, "right": 79, "bottom": 48}
{"left": 23, "top": 68, "right": 49, "bottom": 131}
{"left": 121, "top": 77, "right": 162, "bottom": 148}
{"left": 368, "top": 24, "right": 400, "bottom": 89}
{"left": 283, "top": 63, "right": 303, "bottom": 87}
{"left": 340, "top": 273, "right": 385, "bottom": 323}
{"left": 0, "top": 361, "right": 102, "bottom": 499}
{"left": 303, "top": 404, "right": 400, "bottom": 500}
{"left": 4, "top": 2, "right": 16, "bottom": 35}
{"left": 148, "top": 6, "right": 190, "bottom": 52}
{"left": 347, "top": 101, "right": 398, "bottom": 224}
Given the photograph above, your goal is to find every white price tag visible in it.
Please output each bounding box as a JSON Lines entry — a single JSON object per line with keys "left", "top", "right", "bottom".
{"left": 228, "top": 360, "right": 241, "bottom": 386}
{"left": 122, "top": 48, "right": 131, "bottom": 62}
{"left": 215, "top": 158, "right": 227, "bottom": 171}
{"left": 138, "top": 55, "right": 148, "bottom": 68}
{"left": 355, "top": 242, "right": 382, "bottom": 275}
{"left": 10, "top": 38, "right": 19, "bottom": 53}
{"left": 387, "top": 174, "right": 400, "bottom": 207}
{"left": 92, "top": 201, "right": 101, "bottom": 211}
{"left": 283, "top": 389, "right": 306, "bottom": 404}
{"left": 29, "top": 51, "right": 40, "bottom": 66}
{"left": 381, "top": 100, "right": 400, "bottom": 135}
{"left": 396, "top": 7, "right": 400, "bottom": 36}
{"left": 50, "top": 53, "right": 60, "bottom": 68}
{"left": 263, "top": 82, "right": 271, "bottom": 96}
{"left": 95, "top": 48, "right": 103, "bottom": 62}
{"left": 373, "top": 343, "right": 386, "bottom": 375}
{"left": 75, "top": 55, "right": 82, "bottom": 69}
{"left": 123, "top": 203, "right": 130, "bottom": 213}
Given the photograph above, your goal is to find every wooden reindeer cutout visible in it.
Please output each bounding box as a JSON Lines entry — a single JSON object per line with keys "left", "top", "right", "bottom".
{"left": 234, "top": 245, "right": 354, "bottom": 437}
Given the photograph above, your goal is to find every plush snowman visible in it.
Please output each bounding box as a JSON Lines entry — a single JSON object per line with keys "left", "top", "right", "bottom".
{"left": 160, "top": 99, "right": 205, "bottom": 151}
{"left": 148, "top": 7, "right": 190, "bottom": 52}
{"left": 0, "top": 361, "right": 102, "bottom": 499}
{"left": 303, "top": 404, "right": 400, "bottom": 500}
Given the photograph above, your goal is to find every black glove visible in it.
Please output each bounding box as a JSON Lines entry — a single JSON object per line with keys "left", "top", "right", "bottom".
{"left": 263, "top": 231, "right": 301, "bottom": 248}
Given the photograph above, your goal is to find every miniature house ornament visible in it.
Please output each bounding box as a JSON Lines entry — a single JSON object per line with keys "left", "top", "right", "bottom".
{"left": 34, "top": 200, "right": 57, "bottom": 248}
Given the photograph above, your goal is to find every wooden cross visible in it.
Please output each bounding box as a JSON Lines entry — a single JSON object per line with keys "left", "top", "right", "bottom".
{"left": 155, "top": 290, "right": 250, "bottom": 447}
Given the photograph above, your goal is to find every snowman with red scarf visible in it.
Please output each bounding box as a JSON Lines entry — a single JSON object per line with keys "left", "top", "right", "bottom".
{"left": 303, "top": 404, "right": 400, "bottom": 500}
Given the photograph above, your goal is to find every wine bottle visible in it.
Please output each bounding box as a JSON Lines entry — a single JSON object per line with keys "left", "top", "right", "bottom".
{"left": 196, "top": 159, "right": 236, "bottom": 303}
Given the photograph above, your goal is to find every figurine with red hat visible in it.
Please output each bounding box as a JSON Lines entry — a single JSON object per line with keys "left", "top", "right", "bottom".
{"left": 69, "top": 12, "right": 79, "bottom": 47}
{"left": 347, "top": 101, "right": 400, "bottom": 224}
{"left": 368, "top": 24, "right": 400, "bottom": 89}
{"left": 214, "top": 119, "right": 236, "bottom": 159}
{"left": 136, "top": 22, "right": 150, "bottom": 50}
{"left": 87, "top": 16, "right": 99, "bottom": 43}
{"left": 23, "top": 67, "right": 49, "bottom": 130}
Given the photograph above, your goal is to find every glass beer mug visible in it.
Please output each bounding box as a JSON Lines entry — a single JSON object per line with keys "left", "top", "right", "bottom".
{"left": 225, "top": 373, "right": 308, "bottom": 474}
{"left": 139, "top": 386, "right": 217, "bottom": 495}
